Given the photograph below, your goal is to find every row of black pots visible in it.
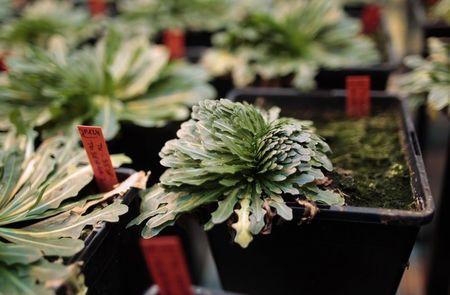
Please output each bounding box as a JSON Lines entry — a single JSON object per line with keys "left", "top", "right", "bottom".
{"left": 98, "top": 88, "right": 434, "bottom": 295}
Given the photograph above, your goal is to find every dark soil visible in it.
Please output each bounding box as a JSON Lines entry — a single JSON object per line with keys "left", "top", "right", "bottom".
{"left": 316, "top": 113, "right": 416, "bottom": 210}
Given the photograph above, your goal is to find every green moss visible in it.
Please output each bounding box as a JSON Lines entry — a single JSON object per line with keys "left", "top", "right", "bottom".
{"left": 316, "top": 113, "right": 416, "bottom": 210}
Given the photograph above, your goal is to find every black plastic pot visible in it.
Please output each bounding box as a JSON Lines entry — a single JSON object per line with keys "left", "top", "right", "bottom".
{"left": 204, "top": 87, "right": 435, "bottom": 295}
{"left": 59, "top": 168, "right": 141, "bottom": 295}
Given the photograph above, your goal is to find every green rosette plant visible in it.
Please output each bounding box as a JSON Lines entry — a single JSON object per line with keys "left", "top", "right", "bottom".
{"left": 0, "top": 29, "right": 216, "bottom": 139}
{"left": 0, "top": 0, "right": 93, "bottom": 52}
{"left": 130, "top": 99, "right": 344, "bottom": 248}
{"left": 202, "top": 0, "right": 380, "bottom": 90}
{"left": 399, "top": 38, "right": 449, "bottom": 115}
{"left": 0, "top": 118, "right": 147, "bottom": 293}
{"left": 117, "top": 0, "right": 236, "bottom": 32}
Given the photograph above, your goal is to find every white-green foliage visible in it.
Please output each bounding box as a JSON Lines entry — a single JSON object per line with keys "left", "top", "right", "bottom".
{"left": 399, "top": 38, "right": 450, "bottom": 114}
{"left": 202, "top": 0, "right": 380, "bottom": 90}
{"left": 0, "top": 0, "right": 13, "bottom": 23}
{"left": 117, "top": 0, "right": 236, "bottom": 32}
{"left": 0, "top": 120, "right": 137, "bottom": 293}
{"left": 0, "top": 29, "right": 216, "bottom": 139}
{"left": 130, "top": 99, "right": 344, "bottom": 248}
{"left": 0, "top": 0, "right": 92, "bottom": 51}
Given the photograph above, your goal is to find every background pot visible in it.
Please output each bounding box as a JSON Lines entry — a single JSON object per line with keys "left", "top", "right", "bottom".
{"left": 204, "top": 87, "right": 435, "bottom": 295}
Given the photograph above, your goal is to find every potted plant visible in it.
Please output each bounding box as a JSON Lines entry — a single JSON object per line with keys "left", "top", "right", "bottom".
{"left": 116, "top": 0, "right": 237, "bottom": 60}
{"left": 0, "top": 27, "right": 216, "bottom": 176}
{"left": 130, "top": 92, "right": 433, "bottom": 294}
{"left": 0, "top": 118, "right": 147, "bottom": 293}
{"left": 130, "top": 98, "right": 344, "bottom": 242}
{"left": 0, "top": 0, "right": 95, "bottom": 53}
{"left": 201, "top": 0, "right": 395, "bottom": 95}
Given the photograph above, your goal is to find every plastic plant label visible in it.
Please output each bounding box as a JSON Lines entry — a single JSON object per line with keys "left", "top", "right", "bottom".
{"left": 77, "top": 125, "right": 118, "bottom": 192}
{"left": 346, "top": 75, "right": 371, "bottom": 118}
{"left": 0, "top": 53, "right": 8, "bottom": 72}
{"left": 140, "top": 236, "right": 193, "bottom": 295}
{"left": 362, "top": 4, "right": 381, "bottom": 34}
{"left": 88, "top": 0, "right": 106, "bottom": 16}
{"left": 163, "top": 29, "right": 186, "bottom": 60}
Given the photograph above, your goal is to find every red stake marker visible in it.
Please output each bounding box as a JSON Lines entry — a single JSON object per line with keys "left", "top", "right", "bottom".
{"left": 346, "top": 76, "right": 371, "bottom": 118}
{"left": 163, "top": 29, "right": 186, "bottom": 60}
{"left": 88, "top": 0, "right": 106, "bottom": 16}
{"left": 361, "top": 4, "right": 381, "bottom": 35}
{"left": 140, "top": 237, "right": 193, "bottom": 295}
{"left": 77, "top": 125, "right": 118, "bottom": 192}
{"left": 0, "top": 52, "right": 9, "bottom": 72}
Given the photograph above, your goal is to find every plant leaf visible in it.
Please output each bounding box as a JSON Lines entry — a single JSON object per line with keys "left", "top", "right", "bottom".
{"left": 232, "top": 197, "right": 253, "bottom": 248}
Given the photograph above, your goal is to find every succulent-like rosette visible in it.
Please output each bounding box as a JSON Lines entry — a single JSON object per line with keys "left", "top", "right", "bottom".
{"left": 0, "top": 0, "right": 93, "bottom": 51}
{"left": 0, "top": 28, "right": 216, "bottom": 138}
{"left": 202, "top": 0, "right": 380, "bottom": 90}
{"left": 131, "top": 99, "right": 343, "bottom": 248}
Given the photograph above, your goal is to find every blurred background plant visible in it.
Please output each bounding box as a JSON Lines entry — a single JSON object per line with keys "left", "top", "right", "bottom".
{"left": 399, "top": 38, "right": 450, "bottom": 115}
{"left": 201, "top": 0, "right": 380, "bottom": 90}
{"left": 0, "top": 0, "right": 95, "bottom": 53}
{"left": 0, "top": 28, "right": 215, "bottom": 139}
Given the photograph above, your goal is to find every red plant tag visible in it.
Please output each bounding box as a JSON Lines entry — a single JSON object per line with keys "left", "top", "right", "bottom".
{"left": 0, "top": 57, "right": 7, "bottom": 72}
{"left": 140, "top": 237, "right": 193, "bottom": 295}
{"left": 88, "top": 0, "right": 106, "bottom": 16}
{"left": 77, "top": 125, "right": 118, "bottom": 192}
{"left": 346, "top": 76, "right": 371, "bottom": 118}
{"left": 163, "top": 29, "right": 186, "bottom": 60}
{"left": 362, "top": 4, "right": 381, "bottom": 35}
{"left": 0, "top": 52, "right": 9, "bottom": 72}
